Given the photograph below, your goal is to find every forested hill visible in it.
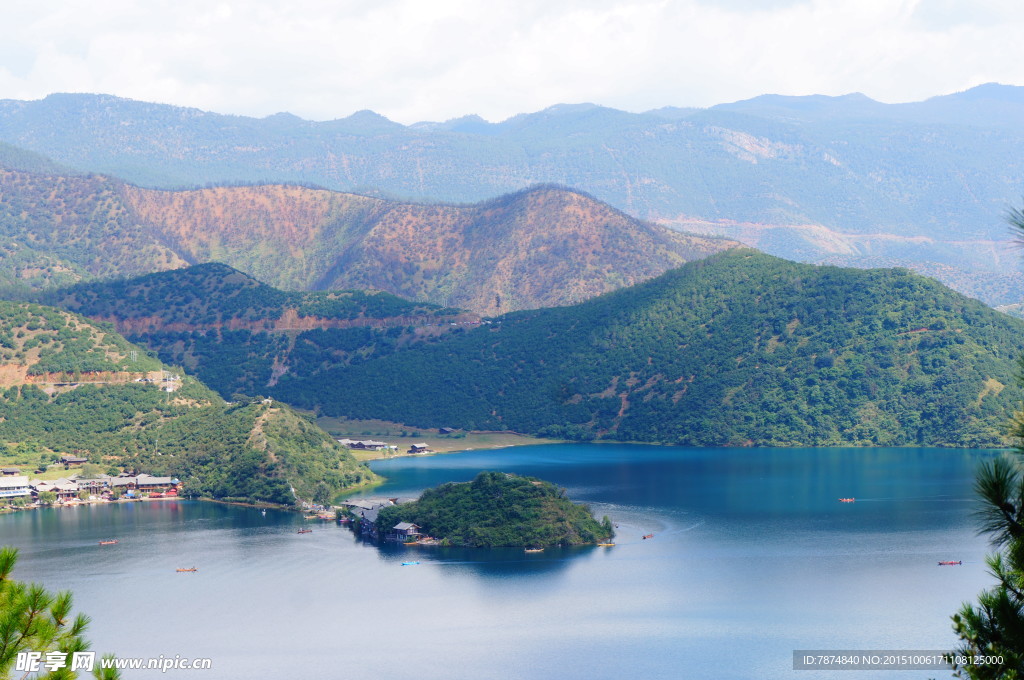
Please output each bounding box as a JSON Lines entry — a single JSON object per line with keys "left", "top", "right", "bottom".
{"left": 44, "top": 262, "right": 470, "bottom": 333}
{"left": 0, "top": 300, "right": 375, "bottom": 504}
{"left": 275, "top": 250, "right": 1024, "bottom": 447}
{"left": 43, "top": 263, "right": 475, "bottom": 398}
{"left": 0, "top": 165, "right": 735, "bottom": 313}
{"left": 375, "top": 472, "right": 614, "bottom": 548}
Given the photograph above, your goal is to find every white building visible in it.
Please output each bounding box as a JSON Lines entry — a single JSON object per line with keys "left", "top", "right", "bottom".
{"left": 0, "top": 475, "right": 31, "bottom": 499}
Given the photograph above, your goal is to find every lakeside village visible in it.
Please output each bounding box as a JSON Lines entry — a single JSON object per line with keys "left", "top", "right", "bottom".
{"left": 0, "top": 434, "right": 436, "bottom": 513}
{"left": 0, "top": 455, "right": 424, "bottom": 545}
{"left": 336, "top": 438, "right": 434, "bottom": 455}
{"left": 0, "top": 461, "right": 432, "bottom": 547}
{"left": 0, "top": 454, "right": 180, "bottom": 508}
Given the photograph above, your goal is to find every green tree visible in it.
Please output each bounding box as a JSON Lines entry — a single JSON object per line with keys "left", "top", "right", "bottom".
{"left": 78, "top": 464, "right": 103, "bottom": 479}
{"left": 0, "top": 546, "right": 120, "bottom": 679}
{"left": 37, "top": 491, "right": 57, "bottom": 505}
{"left": 950, "top": 457, "right": 1024, "bottom": 677}
{"left": 950, "top": 206, "right": 1024, "bottom": 678}
{"left": 312, "top": 481, "right": 332, "bottom": 507}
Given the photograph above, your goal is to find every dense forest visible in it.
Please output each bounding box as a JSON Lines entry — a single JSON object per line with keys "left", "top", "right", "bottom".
{"left": 45, "top": 262, "right": 459, "bottom": 325}
{"left": 276, "top": 250, "right": 1024, "bottom": 447}
{"left": 375, "top": 471, "right": 613, "bottom": 548}
{"left": 0, "top": 301, "right": 375, "bottom": 504}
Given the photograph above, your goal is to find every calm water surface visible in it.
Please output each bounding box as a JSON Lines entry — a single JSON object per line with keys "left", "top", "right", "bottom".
{"left": 0, "top": 445, "right": 1002, "bottom": 679}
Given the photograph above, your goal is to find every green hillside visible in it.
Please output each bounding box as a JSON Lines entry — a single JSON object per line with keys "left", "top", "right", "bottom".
{"left": 45, "top": 262, "right": 455, "bottom": 325}
{"left": 375, "top": 471, "right": 614, "bottom": 548}
{"left": 44, "top": 263, "right": 474, "bottom": 398}
{"left": 0, "top": 300, "right": 375, "bottom": 504}
{"left": 275, "top": 250, "right": 1024, "bottom": 447}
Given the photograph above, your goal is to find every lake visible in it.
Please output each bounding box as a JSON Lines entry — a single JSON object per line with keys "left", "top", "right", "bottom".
{"left": 0, "top": 444, "right": 1004, "bottom": 679}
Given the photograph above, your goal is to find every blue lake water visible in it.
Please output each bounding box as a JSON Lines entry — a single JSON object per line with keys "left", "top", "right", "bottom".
{"left": 0, "top": 444, "right": 1005, "bottom": 679}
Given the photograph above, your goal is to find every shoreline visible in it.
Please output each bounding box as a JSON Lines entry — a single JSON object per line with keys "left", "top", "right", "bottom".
{"left": 356, "top": 439, "right": 1018, "bottom": 461}
{"left": 350, "top": 435, "right": 564, "bottom": 462}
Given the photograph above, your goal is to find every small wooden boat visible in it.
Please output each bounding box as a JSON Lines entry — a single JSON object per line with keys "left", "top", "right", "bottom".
{"left": 98, "top": 539, "right": 118, "bottom": 545}
{"left": 176, "top": 567, "right": 197, "bottom": 572}
{"left": 597, "top": 543, "right": 615, "bottom": 547}
{"left": 524, "top": 548, "right": 544, "bottom": 553}
{"left": 642, "top": 533, "right": 654, "bottom": 540}
{"left": 938, "top": 560, "right": 962, "bottom": 566}
{"left": 839, "top": 498, "right": 856, "bottom": 503}
{"left": 401, "top": 561, "right": 420, "bottom": 566}
{"left": 297, "top": 528, "right": 313, "bottom": 534}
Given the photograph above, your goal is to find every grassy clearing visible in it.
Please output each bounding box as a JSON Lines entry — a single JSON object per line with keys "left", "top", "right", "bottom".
{"left": 0, "top": 459, "right": 80, "bottom": 480}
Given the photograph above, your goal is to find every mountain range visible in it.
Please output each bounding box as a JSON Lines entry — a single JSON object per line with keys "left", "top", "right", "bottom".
{"left": 0, "top": 86, "right": 1022, "bottom": 304}
{"left": 274, "top": 250, "right": 1024, "bottom": 448}
{"left": 2, "top": 88, "right": 1024, "bottom": 453}
{"left": 48, "top": 252, "right": 1024, "bottom": 448}
{"left": 0, "top": 166, "right": 734, "bottom": 313}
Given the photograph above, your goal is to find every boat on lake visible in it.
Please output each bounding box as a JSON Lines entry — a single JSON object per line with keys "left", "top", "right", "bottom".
{"left": 297, "top": 528, "right": 313, "bottom": 534}
{"left": 98, "top": 539, "right": 118, "bottom": 545}
{"left": 839, "top": 498, "right": 855, "bottom": 503}
{"left": 401, "top": 561, "right": 419, "bottom": 566}
{"left": 598, "top": 543, "right": 615, "bottom": 547}
{"left": 642, "top": 534, "right": 654, "bottom": 540}
{"left": 524, "top": 548, "right": 544, "bottom": 553}
{"left": 176, "top": 567, "right": 197, "bottom": 572}
{"left": 938, "top": 560, "right": 962, "bottom": 566}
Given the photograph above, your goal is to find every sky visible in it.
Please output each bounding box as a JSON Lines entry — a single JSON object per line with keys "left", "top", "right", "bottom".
{"left": 0, "top": 0, "right": 1022, "bottom": 125}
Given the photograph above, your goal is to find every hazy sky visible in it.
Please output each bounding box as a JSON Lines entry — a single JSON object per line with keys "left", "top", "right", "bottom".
{"left": 1, "top": 0, "right": 1021, "bottom": 124}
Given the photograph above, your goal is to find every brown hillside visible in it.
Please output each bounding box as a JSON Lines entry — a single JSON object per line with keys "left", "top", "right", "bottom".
{"left": 325, "top": 187, "right": 737, "bottom": 314}
{"left": 0, "top": 167, "right": 738, "bottom": 313}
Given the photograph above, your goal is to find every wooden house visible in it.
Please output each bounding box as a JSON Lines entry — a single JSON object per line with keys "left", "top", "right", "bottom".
{"left": 389, "top": 522, "right": 422, "bottom": 542}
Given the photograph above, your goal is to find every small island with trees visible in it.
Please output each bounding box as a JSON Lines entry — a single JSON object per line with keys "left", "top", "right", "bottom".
{"left": 374, "top": 471, "right": 614, "bottom": 548}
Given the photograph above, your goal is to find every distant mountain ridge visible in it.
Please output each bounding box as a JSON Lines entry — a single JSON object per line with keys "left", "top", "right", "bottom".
{"left": 1, "top": 85, "right": 1022, "bottom": 305}
{"left": 0, "top": 168, "right": 736, "bottom": 313}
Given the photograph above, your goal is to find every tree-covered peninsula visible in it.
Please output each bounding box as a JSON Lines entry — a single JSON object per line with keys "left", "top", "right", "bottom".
{"left": 375, "top": 471, "right": 614, "bottom": 548}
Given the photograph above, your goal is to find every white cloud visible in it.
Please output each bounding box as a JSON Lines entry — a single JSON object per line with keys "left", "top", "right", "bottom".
{"left": 0, "top": 0, "right": 1021, "bottom": 123}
